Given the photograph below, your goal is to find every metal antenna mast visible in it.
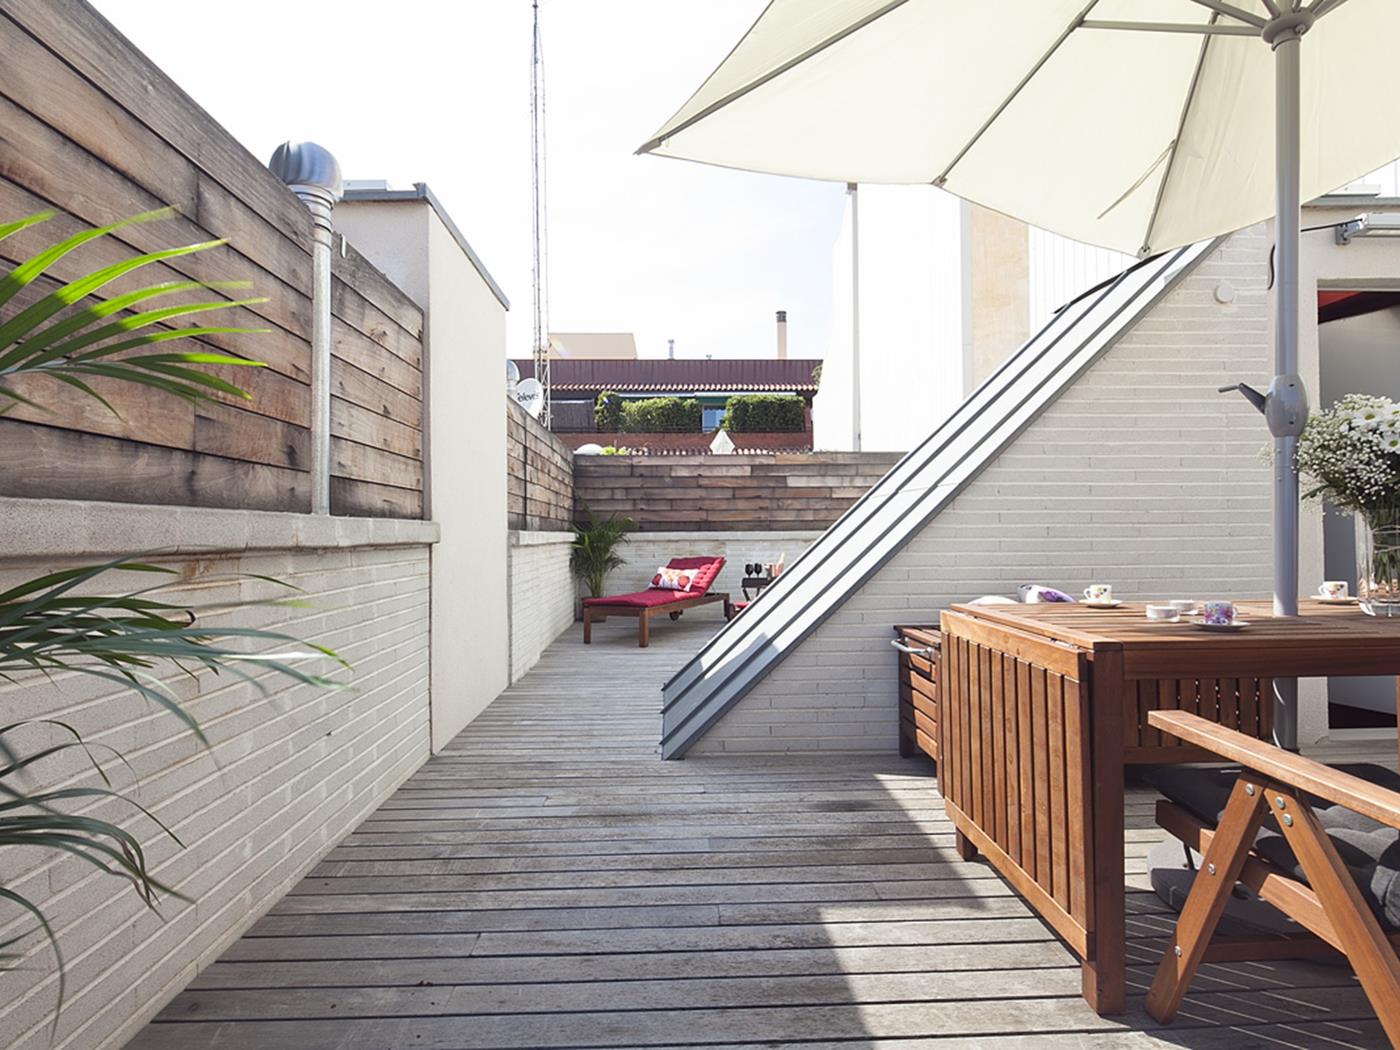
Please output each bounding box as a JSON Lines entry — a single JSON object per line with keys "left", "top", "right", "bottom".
{"left": 530, "top": 0, "right": 551, "bottom": 428}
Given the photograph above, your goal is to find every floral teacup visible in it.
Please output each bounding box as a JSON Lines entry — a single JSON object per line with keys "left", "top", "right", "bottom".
{"left": 1201, "top": 600, "right": 1236, "bottom": 626}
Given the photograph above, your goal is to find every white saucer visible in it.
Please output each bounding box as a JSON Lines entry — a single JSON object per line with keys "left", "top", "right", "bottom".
{"left": 1313, "top": 596, "right": 1359, "bottom": 605}
{"left": 1191, "top": 619, "right": 1250, "bottom": 632}
{"left": 1084, "top": 599, "right": 1124, "bottom": 609}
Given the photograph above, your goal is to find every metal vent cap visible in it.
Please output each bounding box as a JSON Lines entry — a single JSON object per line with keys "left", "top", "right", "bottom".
{"left": 269, "top": 141, "right": 343, "bottom": 202}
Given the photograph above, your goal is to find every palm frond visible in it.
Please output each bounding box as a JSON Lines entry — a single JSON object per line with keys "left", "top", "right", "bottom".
{"left": 0, "top": 210, "right": 269, "bottom": 413}
{"left": 570, "top": 501, "right": 635, "bottom": 597}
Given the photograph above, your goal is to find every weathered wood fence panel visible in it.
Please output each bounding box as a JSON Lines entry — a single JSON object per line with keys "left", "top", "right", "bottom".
{"left": 507, "top": 399, "right": 574, "bottom": 531}
{"left": 0, "top": 0, "right": 424, "bottom": 517}
{"left": 572, "top": 452, "right": 902, "bottom": 531}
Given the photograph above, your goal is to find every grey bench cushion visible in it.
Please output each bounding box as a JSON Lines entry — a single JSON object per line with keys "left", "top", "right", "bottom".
{"left": 1146, "top": 763, "right": 1400, "bottom": 931}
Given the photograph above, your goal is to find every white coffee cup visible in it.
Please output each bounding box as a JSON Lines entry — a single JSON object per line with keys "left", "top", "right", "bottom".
{"left": 1318, "top": 581, "right": 1349, "bottom": 600}
{"left": 1145, "top": 604, "right": 1180, "bottom": 622}
{"left": 1168, "top": 599, "right": 1197, "bottom": 614}
{"left": 1083, "top": 584, "right": 1113, "bottom": 603}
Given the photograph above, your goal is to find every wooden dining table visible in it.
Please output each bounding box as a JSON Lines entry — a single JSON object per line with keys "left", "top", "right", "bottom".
{"left": 938, "top": 599, "right": 1400, "bottom": 1015}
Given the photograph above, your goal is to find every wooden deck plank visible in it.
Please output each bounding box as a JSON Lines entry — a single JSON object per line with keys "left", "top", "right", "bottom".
{"left": 127, "top": 617, "right": 1390, "bottom": 1049}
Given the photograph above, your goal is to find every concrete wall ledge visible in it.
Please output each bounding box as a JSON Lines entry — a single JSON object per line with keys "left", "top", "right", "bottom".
{"left": 0, "top": 497, "right": 440, "bottom": 561}
{"left": 510, "top": 530, "right": 575, "bottom": 548}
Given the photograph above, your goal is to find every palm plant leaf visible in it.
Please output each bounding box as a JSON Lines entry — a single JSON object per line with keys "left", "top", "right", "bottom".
{"left": 0, "top": 210, "right": 269, "bottom": 413}
{"left": 570, "top": 501, "right": 635, "bottom": 596}
{"left": 0, "top": 559, "right": 348, "bottom": 748}
{"left": 0, "top": 885, "right": 63, "bottom": 1025}
{"left": 0, "top": 561, "right": 348, "bottom": 1022}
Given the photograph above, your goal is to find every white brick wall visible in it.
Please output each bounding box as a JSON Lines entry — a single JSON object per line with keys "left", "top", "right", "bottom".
{"left": 508, "top": 531, "right": 577, "bottom": 682}
{"left": 693, "top": 228, "right": 1274, "bottom": 754}
{"left": 0, "top": 505, "right": 433, "bottom": 1050}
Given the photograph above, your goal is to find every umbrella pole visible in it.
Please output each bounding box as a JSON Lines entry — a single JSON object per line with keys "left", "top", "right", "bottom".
{"left": 1270, "top": 16, "right": 1310, "bottom": 749}
{"left": 848, "top": 182, "right": 862, "bottom": 451}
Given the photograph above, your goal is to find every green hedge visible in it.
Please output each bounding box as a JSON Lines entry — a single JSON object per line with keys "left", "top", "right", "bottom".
{"left": 594, "top": 390, "right": 622, "bottom": 432}
{"left": 619, "top": 396, "right": 702, "bottom": 433}
{"left": 720, "top": 394, "right": 806, "bottom": 432}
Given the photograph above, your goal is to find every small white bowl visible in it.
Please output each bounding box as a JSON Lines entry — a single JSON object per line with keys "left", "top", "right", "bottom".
{"left": 1168, "top": 599, "right": 1198, "bottom": 614}
{"left": 1145, "top": 604, "right": 1181, "bottom": 622}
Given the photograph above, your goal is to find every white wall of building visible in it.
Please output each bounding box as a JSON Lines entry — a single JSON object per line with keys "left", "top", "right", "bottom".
{"left": 814, "top": 186, "right": 1133, "bottom": 455}
{"left": 336, "top": 193, "right": 512, "bottom": 750}
{"left": 813, "top": 186, "right": 965, "bottom": 454}
{"left": 1027, "top": 226, "right": 1135, "bottom": 333}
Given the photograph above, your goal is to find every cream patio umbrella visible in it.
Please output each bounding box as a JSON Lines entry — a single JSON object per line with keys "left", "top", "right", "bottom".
{"left": 639, "top": 0, "right": 1400, "bottom": 746}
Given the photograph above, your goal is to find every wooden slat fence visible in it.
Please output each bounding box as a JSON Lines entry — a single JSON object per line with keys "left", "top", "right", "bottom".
{"left": 0, "top": 0, "right": 425, "bottom": 517}
{"left": 573, "top": 452, "right": 902, "bottom": 531}
{"left": 507, "top": 399, "right": 574, "bottom": 531}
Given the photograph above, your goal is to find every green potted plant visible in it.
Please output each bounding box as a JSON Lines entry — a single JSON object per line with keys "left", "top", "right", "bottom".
{"left": 570, "top": 502, "right": 634, "bottom": 606}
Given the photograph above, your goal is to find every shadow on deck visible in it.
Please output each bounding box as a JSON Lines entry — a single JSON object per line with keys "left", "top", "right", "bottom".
{"left": 127, "top": 615, "right": 1390, "bottom": 1048}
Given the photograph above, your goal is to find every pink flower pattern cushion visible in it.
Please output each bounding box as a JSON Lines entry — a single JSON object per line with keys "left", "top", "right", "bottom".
{"left": 651, "top": 567, "right": 693, "bottom": 591}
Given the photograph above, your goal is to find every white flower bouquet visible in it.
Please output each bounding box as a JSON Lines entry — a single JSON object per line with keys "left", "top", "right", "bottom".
{"left": 1295, "top": 394, "right": 1400, "bottom": 615}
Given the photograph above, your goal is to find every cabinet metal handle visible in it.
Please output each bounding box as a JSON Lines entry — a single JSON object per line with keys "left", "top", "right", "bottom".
{"left": 890, "top": 639, "right": 935, "bottom": 658}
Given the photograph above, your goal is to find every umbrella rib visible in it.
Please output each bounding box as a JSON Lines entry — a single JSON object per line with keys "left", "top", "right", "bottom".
{"left": 635, "top": 0, "right": 914, "bottom": 156}
{"left": 1080, "top": 20, "right": 1257, "bottom": 35}
{"left": 933, "top": 0, "right": 1101, "bottom": 189}
{"left": 1186, "top": 0, "right": 1267, "bottom": 27}
{"left": 1140, "top": 11, "right": 1220, "bottom": 256}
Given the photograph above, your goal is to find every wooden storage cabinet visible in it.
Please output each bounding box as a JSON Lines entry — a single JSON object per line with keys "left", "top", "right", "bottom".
{"left": 893, "top": 625, "right": 941, "bottom": 762}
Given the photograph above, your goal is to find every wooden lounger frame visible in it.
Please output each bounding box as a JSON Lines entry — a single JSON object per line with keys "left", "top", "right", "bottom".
{"left": 583, "top": 592, "right": 733, "bottom": 648}
{"left": 1144, "top": 710, "right": 1400, "bottom": 1046}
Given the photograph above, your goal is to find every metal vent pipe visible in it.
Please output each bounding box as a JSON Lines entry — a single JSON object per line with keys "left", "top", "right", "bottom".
{"left": 270, "top": 141, "right": 343, "bottom": 514}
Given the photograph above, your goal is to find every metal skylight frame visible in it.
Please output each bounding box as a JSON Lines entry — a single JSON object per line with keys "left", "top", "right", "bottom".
{"left": 660, "top": 237, "right": 1221, "bottom": 758}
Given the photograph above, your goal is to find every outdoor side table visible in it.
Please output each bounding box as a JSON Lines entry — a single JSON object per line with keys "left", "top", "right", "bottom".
{"left": 939, "top": 600, "right": 1400, "bottom": 1015}
{"left": 740, "top": 575, "right": 774, "bottom": 601}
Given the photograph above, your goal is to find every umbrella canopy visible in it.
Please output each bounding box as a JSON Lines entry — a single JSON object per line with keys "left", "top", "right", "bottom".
{"left": 639, "top": 0, "right": 1400, "bottom": 259}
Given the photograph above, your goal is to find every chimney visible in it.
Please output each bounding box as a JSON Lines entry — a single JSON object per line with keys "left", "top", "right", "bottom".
{"left": 775, "top": 310, "right": 788, "bottom": 359}
{"left": 667, "top": 338, "right": 675, "bottom": 360}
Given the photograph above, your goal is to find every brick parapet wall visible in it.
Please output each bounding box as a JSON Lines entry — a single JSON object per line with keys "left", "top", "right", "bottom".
{"left": 507, "top": 531, "right": 577, "bottom": 681}
{"left": 0, "top": 503, "right": 433, "bottom": 1049}
{"left": 507, "top": 399, "right": 575, "bottom": 531}
{"left": 573, "top": 453, "right": 902, "bottom": 532}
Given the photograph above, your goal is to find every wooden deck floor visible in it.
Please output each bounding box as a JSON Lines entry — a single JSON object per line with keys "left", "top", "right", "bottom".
{"left": 128, "top": 615, "right": 1392, "bottom": 1049}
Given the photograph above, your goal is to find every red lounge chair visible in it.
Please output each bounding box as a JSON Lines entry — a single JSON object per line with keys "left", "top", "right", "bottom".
{"left": 582, "top": 557, "right": 733, "bottom": 647}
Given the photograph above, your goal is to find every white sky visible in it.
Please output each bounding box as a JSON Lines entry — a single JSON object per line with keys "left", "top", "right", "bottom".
{"left": 91, "top": 0, "right": 845, "bottom": 361}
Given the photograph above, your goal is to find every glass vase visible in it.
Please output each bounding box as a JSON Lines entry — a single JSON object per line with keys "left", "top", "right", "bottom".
{"left": 1358, "top": 506, "right": 1400, "bottom": 617}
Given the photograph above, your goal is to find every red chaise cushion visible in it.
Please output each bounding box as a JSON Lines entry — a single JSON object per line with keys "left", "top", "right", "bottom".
{"left": 660, "top": 556, "right": 724, "bottom": 595}
{"left": 583, "top": 557, "right": 725, "bottom": 609}
{"left": 583, "top": 589, "right": 711, "bottom": 609}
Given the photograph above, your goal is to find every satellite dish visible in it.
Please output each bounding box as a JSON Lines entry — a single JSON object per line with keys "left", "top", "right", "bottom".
{"left": 514, "top": 377, "right": 543, "bottom": 418}
{"left": 575, "top": 443, "right": 604, "bottom": 455}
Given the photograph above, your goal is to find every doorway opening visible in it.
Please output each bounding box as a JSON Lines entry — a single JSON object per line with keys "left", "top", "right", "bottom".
{"left": 1318, "top": 290, "right": 1400, "bottom": 730}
